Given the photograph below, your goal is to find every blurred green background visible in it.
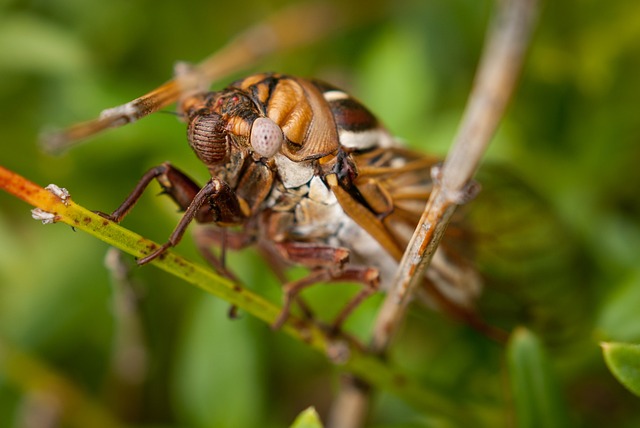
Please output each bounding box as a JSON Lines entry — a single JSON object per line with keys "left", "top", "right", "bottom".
{"left": 1, "top": 0, "right": 640, "bottom": 427}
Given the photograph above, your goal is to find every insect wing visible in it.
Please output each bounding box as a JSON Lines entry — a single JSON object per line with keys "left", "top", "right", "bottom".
{"left": 462, "top": 165, "right": 587, "bottom": 339}
{"left": 345, "top": 147, "right": 483, "bottom": 310}
{"left": 352, "top": 147, "right": 438, "bottom": 254}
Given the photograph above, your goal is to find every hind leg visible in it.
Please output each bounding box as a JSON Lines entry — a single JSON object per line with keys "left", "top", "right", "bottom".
{"left": 271, "top": 242, "right": 380, "bottom": 331}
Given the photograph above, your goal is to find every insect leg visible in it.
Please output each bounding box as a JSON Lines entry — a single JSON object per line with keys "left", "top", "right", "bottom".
{"left": 271, "top": 242, "right": 351, "bottom": 328}
{"left": 274, "top": 241, "right": 350, "bottom": 273}
{"left": 273, "top": 269, "right": 333, "bottom": 330}
{"left": 192, "top": 226, "right": 255, "bottom": 280}
{"left": 271, "top": 242, "right": 380, "bottom": 331}
{"left": 138, "top": 177, "right": 246, "bottom": 265}
{"left": 100, "top": 162, "right": 246, "bottom": 264}
{"left": 105, "top": 162, "right": 214, "bottom": 224}
{"left": 327, "top": 266, "right": 380, "bottom": 333}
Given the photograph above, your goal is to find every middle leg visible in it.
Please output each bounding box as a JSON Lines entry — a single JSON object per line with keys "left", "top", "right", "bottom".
{"left": 272, "top": 242, "right": 380, "bottom": 331}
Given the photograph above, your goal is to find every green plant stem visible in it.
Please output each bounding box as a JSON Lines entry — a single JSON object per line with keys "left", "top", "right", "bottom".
{"left": 0, "top": 165, "right": 470, "bottom": 423}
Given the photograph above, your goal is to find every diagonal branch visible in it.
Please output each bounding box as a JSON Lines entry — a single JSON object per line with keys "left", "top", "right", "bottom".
{"left": 327, "top": 2, "right": 539, "bottom": 426}
{"left": 40, "top": 1, "right": 379, "bottom": 153}
{"left": 0, "top": 165, "right": 473, "bottom": 424}
{"left": 371, "top": 0, "right": 539, "bottom": 353}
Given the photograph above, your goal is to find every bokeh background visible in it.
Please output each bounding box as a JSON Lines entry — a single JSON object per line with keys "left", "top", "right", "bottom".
{"left": 1, "top": 0, "right": 639, "bottom": 427}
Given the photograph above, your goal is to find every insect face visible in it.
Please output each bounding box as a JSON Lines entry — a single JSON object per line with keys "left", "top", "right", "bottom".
{"left": 186, "top": 87, "right": 285, "bottom": 168}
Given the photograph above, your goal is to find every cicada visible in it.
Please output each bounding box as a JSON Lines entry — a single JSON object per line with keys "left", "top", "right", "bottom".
{"left": 86, "top": 72, "right": 484, "bottom": 331}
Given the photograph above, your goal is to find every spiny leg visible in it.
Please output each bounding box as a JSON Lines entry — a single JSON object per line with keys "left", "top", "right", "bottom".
{"left": 327, "top": 266, "right": 379, "bottom": 333}
{"left": 272, "top": 266, "right": 380, "bottom": 332}
{"left": 273, "top": 269, "right": 332, "bottom": 330}
{"left": 192, "top": 226, "right": 255, "bottom": 282}
{"left": 138, "top": 177, "right": 245, "bottom": 264}
{"left": 102, "top": 162, "right": 214, "bottom": 224}
{"left": 193, "top": 227, "right": 322, "bottom": 322}
{"left": 271, "top": 242, "right": 380, "bottom": 331}
{"left": 272, "top": 241, "right": 350, "bottom": 327}
{"left": 98, "top": 162, "right": 245, "bottom": 265}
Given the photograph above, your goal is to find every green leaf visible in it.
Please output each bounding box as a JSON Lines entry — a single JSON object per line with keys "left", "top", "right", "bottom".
{"left": 507, "top": 328, "right": 569, "bottom": 428}
{"left": 290, "top": 407, "right": 323, "bottom": 428}
{"left": 597, "top": 272, "right": 640, "bottom": 342}
{"left": 602, "top": 342, "right": 640, "bottom": 397}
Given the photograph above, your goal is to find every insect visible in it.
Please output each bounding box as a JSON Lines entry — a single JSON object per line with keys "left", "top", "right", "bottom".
{"left": 81, "top": 71, "right": 485, "bottom": 331}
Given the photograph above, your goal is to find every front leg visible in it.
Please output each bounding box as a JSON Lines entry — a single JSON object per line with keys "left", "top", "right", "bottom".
{"left": 102, "top": 162, "right": 247, "bottom": 264}
{"left": 138, "top": 177, "right": 247, "bottom": 264}
{"left": 106, "top": 162, "right": 214, "bottom": 224}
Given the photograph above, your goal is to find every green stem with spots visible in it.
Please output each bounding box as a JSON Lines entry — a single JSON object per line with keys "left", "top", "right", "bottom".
{"left": 0, "top": 165, "right": 471, "bottom": 423}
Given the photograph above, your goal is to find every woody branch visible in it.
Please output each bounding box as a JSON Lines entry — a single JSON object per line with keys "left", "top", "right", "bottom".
{"left": 329, "top": 1, "right": 539, "bottom": 426}
{"left": 371, "top": 0, "right": 539, "bottom": 354}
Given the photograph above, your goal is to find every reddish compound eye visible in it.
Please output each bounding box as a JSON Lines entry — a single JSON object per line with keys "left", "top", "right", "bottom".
{"left": 250, "top": 117, "right": 283, "bottom": 158}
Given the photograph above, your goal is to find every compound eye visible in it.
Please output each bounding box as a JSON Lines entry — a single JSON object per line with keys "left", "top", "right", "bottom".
{"left": 188, "top": 113, "right": 227, "bottom": 165}
{"left": 250, "top": 117, "right": 283, "bottom": 158}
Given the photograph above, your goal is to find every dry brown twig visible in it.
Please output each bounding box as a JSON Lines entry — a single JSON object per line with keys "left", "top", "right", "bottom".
{"left": 329, "top": 0, "right": 539, "bottom": 426}
{"left": 41, "top": 1, "right": 361, "bottom": 153}
{"left": 372, "top": 0, "right": 539, "bottom": 355}
{"left": 103, "top": 249, "right": 148, "bottom": 419}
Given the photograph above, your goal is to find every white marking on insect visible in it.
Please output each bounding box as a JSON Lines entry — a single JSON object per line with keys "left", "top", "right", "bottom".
{"left": 294, "top": 197, "right": 344, "bottom": 239}
{"left": 250, "top": 117, "right": 284, "bottom": 158}
{"left": 308, "top": 176, "right": 337, "bottom": 205}
{"left": 336, "top": 216, "right": 398, "bottom": 291}
{"left": 338, "top": 128, "right": 397, "bottom": 150}
{"left": 322, "top": 90, "right": 350, "bottom": 102}
{"left": 45, "top": 184, "right": 71, "bottom": 205}
{"left": 31, "top": 208, "right": 57, "bottom": 224}
{"left": 273, "top": 153, "right": 314, "bottom": 189}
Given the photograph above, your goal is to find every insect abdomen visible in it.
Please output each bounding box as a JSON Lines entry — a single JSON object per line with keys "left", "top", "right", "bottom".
{"left": 313, "top": 80, "right": 397, "bottom": 151}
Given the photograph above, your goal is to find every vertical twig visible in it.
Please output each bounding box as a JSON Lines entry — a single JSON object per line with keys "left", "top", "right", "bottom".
{"left": 371, "top": 0, "right": 539, "bottom": 353}
{"left": 104, "top": 248, "right": 148, "bottom": 421}
{"left": 328, "top": 1, "right": 539, "bottom": 426}
{"left": 327, "top": 375, "right": 371, "bottom": 428}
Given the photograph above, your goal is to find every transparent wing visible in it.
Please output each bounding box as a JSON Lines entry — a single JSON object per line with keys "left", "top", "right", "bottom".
{"left": 467, "top": 165, "right": 589, "bottom": 342}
